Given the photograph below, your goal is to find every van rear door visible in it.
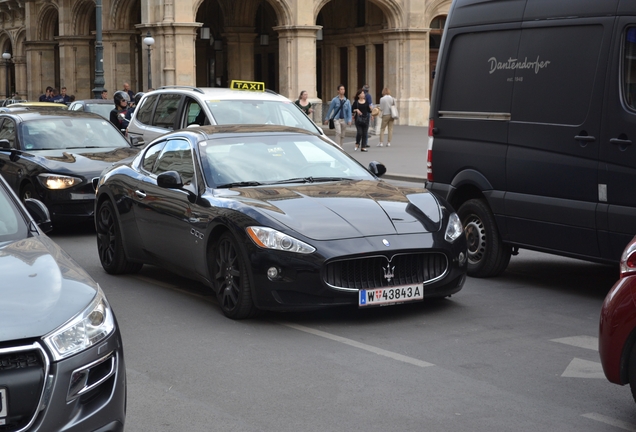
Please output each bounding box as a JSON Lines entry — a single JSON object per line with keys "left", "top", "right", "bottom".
{"left": 505, "top": 19, "right": 614, "bottom": 258}
{"left": 599, "top": 18, "right": 636, "bottom": 261}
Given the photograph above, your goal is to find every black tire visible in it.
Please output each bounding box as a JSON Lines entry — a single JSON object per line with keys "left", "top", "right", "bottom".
{"left": 21, "top": 182, "right": 36, "bottom": 201}
{"left": 212, "top": 232, "right": 257, "bottom": 319}
{"left": 96, "top": 200, "right": 142, "bottom": 274}
{"left": 457, "top": 198, "right": 511, "bottom": 278}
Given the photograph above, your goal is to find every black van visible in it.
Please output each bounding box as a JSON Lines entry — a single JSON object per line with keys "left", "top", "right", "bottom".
{"left": 427, "top": 0, "right": 636, "bottom": 277}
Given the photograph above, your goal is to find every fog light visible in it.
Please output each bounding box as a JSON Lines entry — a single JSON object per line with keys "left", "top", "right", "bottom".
{"left": 458, "top": 252, "right": 466, "bottom": 265}
{"left": 267, "top": 267, "right": 279, "bottom": 280}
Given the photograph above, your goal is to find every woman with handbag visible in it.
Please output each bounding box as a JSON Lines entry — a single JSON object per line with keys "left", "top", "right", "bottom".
{"left": 378, "top": 88, "right": 397, "bottom": 147}
{"left": 352, "top": 89, "right": 372, "bottom": 151}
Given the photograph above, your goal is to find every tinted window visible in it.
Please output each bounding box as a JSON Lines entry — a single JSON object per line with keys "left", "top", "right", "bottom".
{"left": 135, "top": 94, "right": 157, "bottom": 125}
{"left": 152, "top": 94, "right": 182, "bottom": 129}
{"left": 142, "top": 141, "right": 166, "bottom": 173}
{"left": 153, "top": 139, "right": 194, "bottom": 185}
{"left": 0, "top": 119, "right": 16, "bottom": 148}
{"left": 439, "top": 30, "right": 520, "bottom": 113}
{"left": 624, "top": 27, "right": 636, "bottom": 109}
{"left": 511, "top": 25, "right": 604, "bottom": 124}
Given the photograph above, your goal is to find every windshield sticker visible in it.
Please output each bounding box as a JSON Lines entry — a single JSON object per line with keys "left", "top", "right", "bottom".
{"left": 488, "top": 56, "right": 551, "bottom": 75}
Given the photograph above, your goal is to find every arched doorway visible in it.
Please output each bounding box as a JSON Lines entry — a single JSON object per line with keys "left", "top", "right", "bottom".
{"left": 0, "top": 37, "right": 14, "bottom": 99}
{"left": 195, "top": 0, "right": 226, "bottom": 87}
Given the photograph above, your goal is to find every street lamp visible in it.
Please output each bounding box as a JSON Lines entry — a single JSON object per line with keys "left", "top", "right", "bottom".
{"left": 2, "top": 52, "right": 11, "bottom": 99}
{"left": 143, "top": 31, "right": 155, "bottom": 90}
{"left": 92, "top": 0, "right": 105, "bottom": 99}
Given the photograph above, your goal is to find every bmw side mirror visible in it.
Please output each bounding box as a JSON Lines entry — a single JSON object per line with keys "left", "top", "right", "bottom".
{"left": 368, "top": 161, "right": 387, "bottom": 177}
{"left": 157, "top": 171, "right": 184, "bottom": 189}
{"left": 24, "top": 198, "right": 52, "bottom": 233}
{"left": 0, "top": 139, "right": 10, "bottom": 149}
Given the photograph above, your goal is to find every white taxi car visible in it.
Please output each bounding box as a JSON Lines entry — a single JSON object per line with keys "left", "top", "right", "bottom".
{"left": 127, "top": 81, "right": 336, "bottom": 147}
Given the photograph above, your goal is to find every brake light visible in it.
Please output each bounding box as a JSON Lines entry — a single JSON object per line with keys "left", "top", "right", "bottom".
{"left": 620, "top": 237, "right": 636, "bottom": 277}
{"left": 427, "top": 119, "right": 434, "bottom": 182}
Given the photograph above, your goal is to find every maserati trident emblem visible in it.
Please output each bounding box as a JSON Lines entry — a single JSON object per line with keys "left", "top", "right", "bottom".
{"left": 383, "top": 263, "right": 395, "bottom": 283}
{"left": 382, "top": 239, "right": 390, "bottom": 247}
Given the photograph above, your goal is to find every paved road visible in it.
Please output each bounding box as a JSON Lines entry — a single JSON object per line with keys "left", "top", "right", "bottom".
{"left": 49, "top": 188, "right": 635, "bottom": 432}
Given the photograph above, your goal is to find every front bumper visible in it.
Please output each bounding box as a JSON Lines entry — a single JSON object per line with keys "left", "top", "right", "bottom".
{"left": 243, "top": 232, "right": 467, "bottom": 311}
{"left": 0, "top": 327, "right": 126, "bottom": 432}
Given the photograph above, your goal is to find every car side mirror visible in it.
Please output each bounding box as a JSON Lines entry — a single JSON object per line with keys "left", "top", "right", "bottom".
{"left": 0, "top": 139, "right": 10, "bottom": 149}
{"left": 368, "top": 161, "right": 387, "bottom": 177}
{"left": 130, "top": 136, "right": 145, "bottom": 147}
{"left": 24, "top": 198, "right": 52, "bottom": 233}
{"left": 157, "top": 171, "right": 184, "bottom": 189}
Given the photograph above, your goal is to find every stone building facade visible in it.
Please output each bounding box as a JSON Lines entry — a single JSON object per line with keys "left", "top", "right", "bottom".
{"left": 0, "top": 0, "right": 450, "bottom": 126}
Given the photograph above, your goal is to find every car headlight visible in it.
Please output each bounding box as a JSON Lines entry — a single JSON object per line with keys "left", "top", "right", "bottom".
{"left": 246, "top": 226, "right": 315, "bottom": 254}
{"left": 37, "top": 173, "right": 82, "bottom": 190}
{"left": 43, "top": 286, "right": 115, "bottom": 361}
{"left": 445, "top": 212, "right": 463, "bottom": 243}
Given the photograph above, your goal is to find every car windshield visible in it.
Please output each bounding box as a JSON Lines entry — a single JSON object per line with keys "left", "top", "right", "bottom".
{"left": 201, "top": 134, "right": 374, "bottom": 187}
{"left": 85, "top": 103, "right": 113, "bottom": 120}
{"left": 19, "top": 117, "right": 129, "bottom": 151}
{"left": 205, "top": 100, "right": 321, "bottom": 133}
{"left": 0, "top": 183, "right": 28, "bottom": 243}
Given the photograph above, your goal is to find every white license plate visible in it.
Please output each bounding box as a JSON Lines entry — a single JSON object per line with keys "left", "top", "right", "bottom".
{"left": 70, "top": 193, "right": 96, "bottom": 200}
{"left": 359, "top": 285, "right": 424, "bottom": 307}
{"left": 0, "top": 387, "right": 7, "bottom": 422}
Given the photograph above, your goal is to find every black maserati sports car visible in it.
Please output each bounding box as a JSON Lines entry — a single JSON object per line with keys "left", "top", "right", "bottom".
{"left": 95, "top": 125, "right": 467, "bottom": 319}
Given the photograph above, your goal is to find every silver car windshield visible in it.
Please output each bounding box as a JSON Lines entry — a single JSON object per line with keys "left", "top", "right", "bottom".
{"left": 19, "top": 118, "right": 128, "bottom": 151}
{"left": 0, "top": 184, "right": 27, "bottom": 243}
{"left": 205, "top": 100, "right": 321, "bottom": 133}
{"left": 201, "top": 134, "right": 373, "bottom": 187}
{"left": 85, "top": 104, "right": 113, "bottom": 120}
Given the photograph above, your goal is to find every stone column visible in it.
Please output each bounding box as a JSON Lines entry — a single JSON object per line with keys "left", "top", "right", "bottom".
{"left": 57, "top": 37, "right": 93, "bottom": 99}
{"left": 24, "top": 41, "right": 57, "bottom": 101}
{"left": 13, "top": 56, "right": 27, "bottom": 100}
{"left": 383, "top": 29, "right": 429, "bottom": 126}
{"left": 223, "top": 27, "right": 256, "bottom": 83}
{"left": 102, "top": 31, "right": 138, "bottom": 95}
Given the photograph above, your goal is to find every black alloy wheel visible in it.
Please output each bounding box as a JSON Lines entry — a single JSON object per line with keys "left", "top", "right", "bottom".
{"left": 96, "top": 200, "right": 142, "bottom": 274}
{"left": 628, "top": 343, "right": 636, "bottom": 404}
{"left": 21, "top": 182, "right": 36, "bottom": 201}
{"left": 213, "top": 232, "right": 256, "bottom": 319}
{"left": 457, "top": 198, "right": 511, "bottom": 278}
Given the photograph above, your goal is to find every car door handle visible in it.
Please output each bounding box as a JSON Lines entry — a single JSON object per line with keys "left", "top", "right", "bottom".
{"left": 574, "top": 135, "right": 596, "bottom": 143}
{"left": 135, "top": 190, "right": 147, "bottom": 199}
{"left": 610, "top": 138, "right": 632, "bottom": 146}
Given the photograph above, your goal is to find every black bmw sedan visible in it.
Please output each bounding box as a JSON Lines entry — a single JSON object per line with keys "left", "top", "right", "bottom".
{"left": 95, "top": 125, "right": 467, "bottom": 319}
{"left": 0, "top": 174, "right": 126, "bottom": 431}
{"left": 0, "top": 109, "right": 139, "bottom": 223}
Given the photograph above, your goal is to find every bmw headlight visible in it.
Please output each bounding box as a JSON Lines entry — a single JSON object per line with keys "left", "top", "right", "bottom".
{"left": 43, "top": 286, "right": 115, "bottom": 361}
{"left": 247, "top": 226, "right": 315, "bottom": 254}
{"left": 38, "top": 173, "right": 82, "bottom": 190}
{"left": 445, "top": 212, "right": 463, "bottom": 243}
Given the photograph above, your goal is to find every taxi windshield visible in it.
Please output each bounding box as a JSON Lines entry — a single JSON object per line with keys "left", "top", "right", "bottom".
{"left": 205, "top": 100, "right": 321, "bottom": 133}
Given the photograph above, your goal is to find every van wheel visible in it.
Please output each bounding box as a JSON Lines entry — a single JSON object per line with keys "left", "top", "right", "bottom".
{"left": 457, "top": 199, "right": 511, "bottom": 278}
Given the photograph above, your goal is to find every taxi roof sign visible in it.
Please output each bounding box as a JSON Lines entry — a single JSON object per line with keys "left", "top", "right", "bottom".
{"left": 230, "top": 80, "right": 266, "bottom": 92}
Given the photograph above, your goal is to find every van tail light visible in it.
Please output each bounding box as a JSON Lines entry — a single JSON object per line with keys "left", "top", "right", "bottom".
{"left": 427, "top": 119, "right": 434, "bottom": 182}
{"left": 620, "top": 237, "right": 636, "bottom": 278}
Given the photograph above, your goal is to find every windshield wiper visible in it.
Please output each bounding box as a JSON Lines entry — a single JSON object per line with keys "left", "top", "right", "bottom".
{"left": 216, "top": 181, "right": 263, "bottom": 188}
{"left": 269, "top": 177, "right": 351, "bottom": 185}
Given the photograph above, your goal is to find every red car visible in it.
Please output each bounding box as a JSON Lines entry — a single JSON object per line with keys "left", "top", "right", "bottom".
{"left": 600, "top": 235, "right": 636, "bottom": 402}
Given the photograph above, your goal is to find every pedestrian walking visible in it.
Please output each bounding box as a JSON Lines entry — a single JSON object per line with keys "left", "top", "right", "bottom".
{"left": 378, "top": 88, "right": 396, "bottom": 147}
{"left": 352, "top": 89, "right": 372, "bottom": 151}
{"left": 324, "top": 85, "right": 352, "bottom": 147}
{"left": 294, "top": 90, "right": 314, "bottom": 116}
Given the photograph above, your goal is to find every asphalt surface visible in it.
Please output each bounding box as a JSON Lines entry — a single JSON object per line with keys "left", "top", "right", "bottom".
{"left": 323, "top": 123, "right": 427, "bottom": 184}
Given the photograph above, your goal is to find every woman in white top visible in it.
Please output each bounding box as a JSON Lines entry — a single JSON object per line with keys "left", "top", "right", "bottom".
{"left": 378, "top": 88, "right": 395, "bottom": 147}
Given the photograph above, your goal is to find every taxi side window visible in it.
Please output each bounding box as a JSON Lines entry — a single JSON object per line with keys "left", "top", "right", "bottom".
{"left": 0, "top": 119, "right": 16, "bottom": 148}
{"left": 135, "top": 94, "right": 158, "bottom": 125}
{"left": 141, "top": 141, "right": 166, "bottom": 173}
{"left": 153, "top": 139, "right": 195, "bottom": 185}
{"left": 184, "top": 98, "right": 209, "bottom": 126}
{"left": 152, "top": 94, "right": 182, "bottom": 130}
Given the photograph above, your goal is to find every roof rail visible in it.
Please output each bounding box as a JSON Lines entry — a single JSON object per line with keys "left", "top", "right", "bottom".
{"left": 157, "top": 85, "right": 205, "bottom": 94}
{"left": 265, "top": 89, "right": 279, "bottom": 95}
